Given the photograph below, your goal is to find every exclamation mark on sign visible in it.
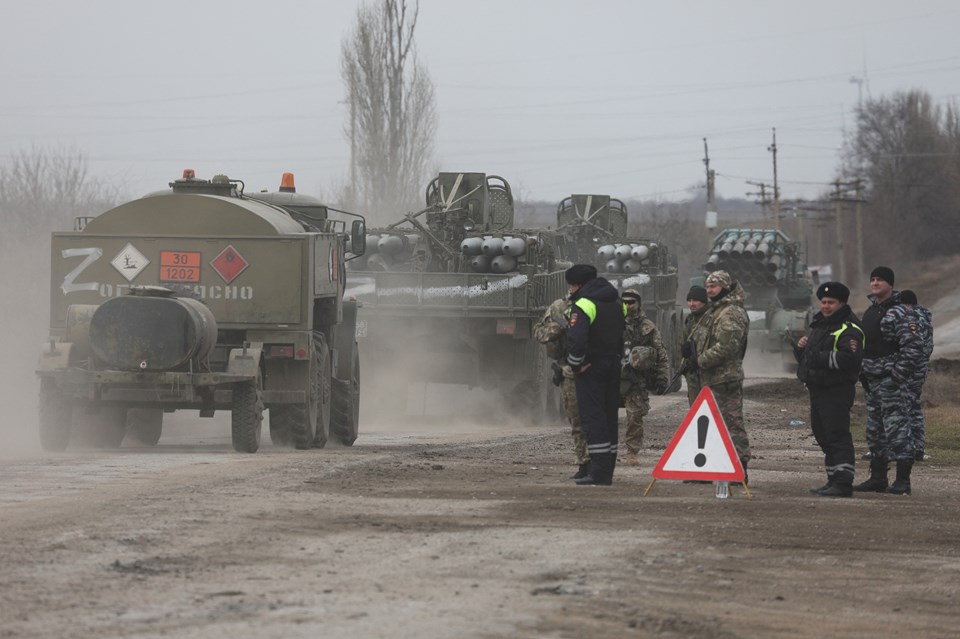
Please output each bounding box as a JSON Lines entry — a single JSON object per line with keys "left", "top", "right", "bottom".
{"left": 694, "top": 415, "right": 709, "bottom": 467}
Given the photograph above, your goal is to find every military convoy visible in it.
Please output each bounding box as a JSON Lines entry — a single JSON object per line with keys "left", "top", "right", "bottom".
{"left": 346, "top": 172, "right": 570, "bottom": 417}
{"left": 698, "top": 228, "right": 813, "bottom": 364}
{"left": 37, "top": 171, "right": 366, "bottom": 452}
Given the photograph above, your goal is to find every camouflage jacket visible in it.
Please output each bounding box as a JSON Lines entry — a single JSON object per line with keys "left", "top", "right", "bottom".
{"left": 621, "top": 309, "right": 669, "bottom": 394}
{"left": 533, "top": 297, "right": 575, "bottom": 376}
{"left": 680, "top": 307, "right": 710, "bottom": 380}
{"left": 911, "top": 304, "right": 934, "bottom": 368}
{"left": 860, "top": 292, "right": 925, "bottom": 382}
{"left": 695, "top": 281, "right": 748, "bottom": 385}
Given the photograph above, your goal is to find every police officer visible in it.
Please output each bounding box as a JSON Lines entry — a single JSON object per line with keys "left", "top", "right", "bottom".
{"left": 680, "top": 285, "right": 710, "bottom": 405}
{"left": 794, "top": 282, "right": 864, "bottom": 497}
{"left": 565, "top": 264, "right": 625, "bottom": 486}
{"left": 854, "top": 266, "right": 924, "bottom": 495}
{"left": 688, "top": 270, "right": 751, "bottom": 479}
{"left": 619, "top": 288, "right": 669, "bottom": 467}
{"left": 533, "top": 296, "right": 590, "bottom": 479}
{"left": 899, "top": 290, "right": 934, "bottom": 462}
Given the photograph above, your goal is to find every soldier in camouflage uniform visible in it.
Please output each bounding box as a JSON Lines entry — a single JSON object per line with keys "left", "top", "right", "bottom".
{"left": 689, "top": 271, "right": 751, "bottom": 477}
{"left": 679, "top": 285, "right": 710, "bottom": 405}
{"left": 854, "top": 267, "right": 925, "bottom": 496}
{"left": 619, "top": 289, "right": 669, "bottom": 466}
{"left": 533, "top": 297, "right": 590, "bottom": 479}
{"left": 899, "top": 290, "right": 934, "bottom": 461}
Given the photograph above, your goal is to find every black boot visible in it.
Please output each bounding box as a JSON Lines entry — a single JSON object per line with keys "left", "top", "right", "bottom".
{"left": 575, "top": 452, "right": 612, "bottom": 486}
{"left": 809, "top": 476, "right": 833, "bottom": 495}
{"left": 818, "top": 480, "right": 852, "bottom": 498}
{"left": 852, "top": 456, "right": 888, "bottom": 492}
{"left": 887, "top": 460, "right": 913, "bottom": 495}
{"left": 571, "top": 461, "right": 591, "bottom": 480}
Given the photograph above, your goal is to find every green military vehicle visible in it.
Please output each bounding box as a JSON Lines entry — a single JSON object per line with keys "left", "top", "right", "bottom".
{"left": 37, "top": 171, "right": 366, "bottom": 453}
{"left": 555, "top": 194, "right": 681, "bottom": 367}
{"left": 697, "top": 228, "right": 813, "bottom": 365}
{"left": 346, "top": 172, "right": 568, "bottom": 418}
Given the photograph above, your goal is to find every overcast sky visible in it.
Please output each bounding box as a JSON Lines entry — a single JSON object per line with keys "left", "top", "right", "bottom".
{"left": 2, "top": 0, "right": 958, "bottom": 208}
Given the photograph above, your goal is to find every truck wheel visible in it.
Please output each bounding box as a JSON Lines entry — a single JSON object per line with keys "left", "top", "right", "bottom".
{"left": 312, "top": 344, "right": 332, "bottom": 449}
{"left": 89, "top": 407, "right": 128, "bottom": 448}
{"left": 38, "top": 379, "right": 72, "bottom": 452}
{"left": 268, "top": 409, "right": 293, "bottom": 447}
{"left": 289, "top": 344, "right": 326, "bottom": 450}
{"left": 231, "top": 373, "right": 263, "bottom": 453}
{"left": 331, "top": 349, "right": 360, "bottom": 446}
{"left": 126, "top": 409, "right": 163, "bottom": 446}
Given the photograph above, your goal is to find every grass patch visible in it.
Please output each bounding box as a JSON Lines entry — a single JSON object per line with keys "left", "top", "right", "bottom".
{"left": 923, "top": 406, "right": 960, "bottom": 464}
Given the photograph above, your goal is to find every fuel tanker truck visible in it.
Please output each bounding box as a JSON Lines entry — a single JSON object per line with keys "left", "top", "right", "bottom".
{"left": 345, "top": 172, "right": 568, "bottom": 418}
{"left": 36, "top": 171, "right": 366, "bottom": 453}
{"left": 697, "top": 228, "right": 813, "bottom": 365}
{"left": 555, "top": 194, "right": 681, "bottom": 368}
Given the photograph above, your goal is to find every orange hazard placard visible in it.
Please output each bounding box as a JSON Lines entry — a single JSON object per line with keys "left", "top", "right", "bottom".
{"left": 159, "top": 251, "right": 201, "bottom": 282}
{"left": 652, "top": 386, "right": 745, "bottom": 482}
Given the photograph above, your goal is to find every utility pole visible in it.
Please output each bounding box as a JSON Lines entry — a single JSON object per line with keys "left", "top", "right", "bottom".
{"left": 854, "top": 178, "right": 865, "bottom": 286}
{"left": 703, "top": 138, "right": 717, "bottom": 230}
{"left": 746, "top": 181, "right": 772, "bottom": 219}
{"left": 832, "top": 180, "right": 846, "bottom": 283}
{"left": 768, "top": 128, "right": 781, "bottom": 231}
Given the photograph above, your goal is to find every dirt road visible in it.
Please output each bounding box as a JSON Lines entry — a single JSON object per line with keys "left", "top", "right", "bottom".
{"left": 2, "top": 380, "right": 959, "bottom": 639}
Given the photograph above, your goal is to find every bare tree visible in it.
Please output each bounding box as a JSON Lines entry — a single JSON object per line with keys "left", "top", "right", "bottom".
{"left": 0, "top": 146, "right": 120, "bottom": 241}
{"left": 340, "top": 0, "right": 436, "bottom": 223}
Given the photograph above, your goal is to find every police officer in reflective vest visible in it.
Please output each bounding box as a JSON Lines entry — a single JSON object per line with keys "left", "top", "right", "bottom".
{"left": 565, "top": 264, "right": 626, "bottom": 486}
{"left": 794, "top": 282, "right": 864, "bottom": 497}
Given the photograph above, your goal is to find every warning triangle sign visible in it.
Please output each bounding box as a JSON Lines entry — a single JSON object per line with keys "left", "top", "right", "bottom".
{"left": 652, "top": 386, "right": 745, "bottom": 482}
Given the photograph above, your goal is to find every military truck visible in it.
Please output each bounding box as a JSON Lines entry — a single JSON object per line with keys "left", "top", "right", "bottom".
{"left": 346, "top": 172, "right": 568, "bottom": 418}
{"left": 697, "top": 228, "right": 813, "bottom": 364}
{"left": 555, "top": 194, "right": 681, "bottom": 367}
{"left": 37, "top": 171, "right": 366, "bottom": 453}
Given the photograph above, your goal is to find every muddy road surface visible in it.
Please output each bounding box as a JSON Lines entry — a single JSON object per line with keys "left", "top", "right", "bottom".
{"left": 2, "top": 380, "right": 959, "bottom": 639}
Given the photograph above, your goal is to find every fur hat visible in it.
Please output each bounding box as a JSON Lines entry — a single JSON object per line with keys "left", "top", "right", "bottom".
{"left": 816, "top": 281, "right": 850, "bottom": 304}
{"left": 870, "top": 266, "right": 895, "bottom": 287}
{"left": 686, "top": 285, "right": 708, "bottom": 304}
{"left": 705, "top": 270, "right": 732, "bottom": 289}
{"left": 564, "top": 264, "right": 597, "bottom": 285}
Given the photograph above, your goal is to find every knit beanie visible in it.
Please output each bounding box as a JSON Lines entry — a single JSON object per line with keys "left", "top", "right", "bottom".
{"left": 870, "top": 266, "right": 895, "bottom": 287}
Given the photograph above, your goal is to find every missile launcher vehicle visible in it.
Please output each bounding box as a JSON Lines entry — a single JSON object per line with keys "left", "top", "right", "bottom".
{"left": 555, "top": 194, "right": 681, "bottom": 367}
{"left": 697, "top": 228, "right": 813, "bottom": 364}
{"left": 346, "top": 172, "right": 568, "bottom": 418}
{"left": 37, "top": 171, "right": 366, "bottom": 453}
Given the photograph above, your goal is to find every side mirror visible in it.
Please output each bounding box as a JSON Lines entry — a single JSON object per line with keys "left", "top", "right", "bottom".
{"left": 351, "top": 219, "right": 366, "bottom": 256}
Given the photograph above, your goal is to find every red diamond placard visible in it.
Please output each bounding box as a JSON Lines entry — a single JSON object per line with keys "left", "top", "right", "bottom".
{"left": 210, "top": 245, "right": 249, "bottom": 284}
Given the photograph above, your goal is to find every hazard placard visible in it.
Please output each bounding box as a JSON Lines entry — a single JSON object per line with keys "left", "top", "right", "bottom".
{"left": 652, "top": 386, "right": 745, "bottom": 482}
{"left": 159, "top": 251, "right": 201, "bottom": 282}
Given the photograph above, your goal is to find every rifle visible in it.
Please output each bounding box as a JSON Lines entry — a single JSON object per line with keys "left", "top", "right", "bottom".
{"left": 661, "top": 339, "right": 698, "bottom": 395}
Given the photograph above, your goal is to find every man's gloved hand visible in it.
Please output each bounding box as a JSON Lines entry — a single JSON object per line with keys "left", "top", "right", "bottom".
{"left": 680, "top": 341, "right": 693, "bottom": 359}
{"left": 551, "top": 362, "right": 564, "bottom": 387}
{"left": 655, "top": 381, "right": 668, "bottom": 395}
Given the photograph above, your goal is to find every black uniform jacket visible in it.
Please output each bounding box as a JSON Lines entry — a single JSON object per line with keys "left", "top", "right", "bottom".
{"left": 793, "top": 304, "right": 864, "bottom": 388}
{"left": 566, "top": 277, "right": 625, "bottom": 369}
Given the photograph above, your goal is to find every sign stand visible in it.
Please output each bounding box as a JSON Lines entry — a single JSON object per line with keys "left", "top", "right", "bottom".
{"left": 642, "top": 386, "right": 752, "bottom": 500}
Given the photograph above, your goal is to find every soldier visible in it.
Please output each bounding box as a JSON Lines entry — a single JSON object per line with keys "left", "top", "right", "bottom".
{"left": 565, "top": 264, "right": 626, "bottom": 486}
{"left": 687, "top": 270, "right": 751, "bottom": 480}
{"left": 898, "top": 289, "right": 933, "bottom": 463}
{"left": 619, "top": 288, "right": 669, "bottom": 467}
{"left": 854, "top": 267, "right": 925, "bottom": 496}
{"left": 680, "top": 285, "right": 710, "bottom": 405}
{"left": 533, "top": 296, "right": 590, "bottom": 479}
{"left": 794, "top": 282, "right": 864, "bottom": 498}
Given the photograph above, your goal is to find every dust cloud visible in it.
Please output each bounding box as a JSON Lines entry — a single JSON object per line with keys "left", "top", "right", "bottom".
{"left": 0, "top": 234, "right": 49, "bottom": 458}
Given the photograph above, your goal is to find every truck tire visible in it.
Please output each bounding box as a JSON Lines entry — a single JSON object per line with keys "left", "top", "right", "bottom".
{"left": 331, "top": 349, "right": 360, "bottom": 446}
{"left": 126, "top": 408, "right": 163, "bottom": 446}
{"left": 312, "top": 343, "right": 332, "bottom": 449}
{"left": 88, "top": 407, "right": 128, "bottom": 448}
{"left": 287, "top": 343, "right": 327, "bottom": 450}
{"left": 231, "top": 373, "right": 263, "bottom": 453}
{"left": 268, "top": 409, "right": 293, "bottom": 447}
{"left": 38, "top": 379, "right": 72, "bottom": 452}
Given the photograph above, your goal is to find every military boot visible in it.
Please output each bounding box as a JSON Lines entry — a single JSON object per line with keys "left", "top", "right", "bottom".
{"left": 852, "top": 456, "right": 888, "bottom": 492}
{"left": 624, "top": 450, "right": 639, "bottom": 466}
{"left": 575, "top": 453, "right": 613, "bottom": 486}
{"left": 809, "top": 476, "right": 833, "bottom": 495}
{"left": 887, "top": 460, "right": 913, "bottom": 495}
{"left": 571, "top": 461, "right": 591, "bottom": 480}
{"left": 818, "top": 479, "right": 853, "bottom": 498}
